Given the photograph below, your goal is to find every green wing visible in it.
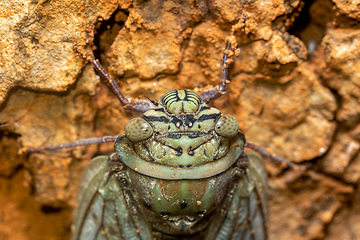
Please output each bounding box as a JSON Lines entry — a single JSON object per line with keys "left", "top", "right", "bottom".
{"left": 205, "top": 152, "right": 268, "bottom": 240}
{"left": 71, "top": 156, "right": 152, "bottom": 240}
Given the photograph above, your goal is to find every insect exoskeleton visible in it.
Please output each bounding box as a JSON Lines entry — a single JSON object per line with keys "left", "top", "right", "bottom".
{"left": 28, "top": 37, "right": 277, "bottom": 240}
{"left": 115, "top": 89, "right": 245, "bottom": 234}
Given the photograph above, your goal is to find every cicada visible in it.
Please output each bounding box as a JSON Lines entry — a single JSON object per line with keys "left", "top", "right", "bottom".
{"left": 27, "top": 37, "right": 303, "bottom": 240}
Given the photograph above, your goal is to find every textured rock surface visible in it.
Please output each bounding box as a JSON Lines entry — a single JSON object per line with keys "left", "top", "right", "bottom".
{"left": 0, "top": 0, "right": 359, "bottom": 239}
{"left": 0, "top": 0, "right": 119, "bottom": 104}
{"left": 333, "top": 0, "right": 360, "bottom": 20}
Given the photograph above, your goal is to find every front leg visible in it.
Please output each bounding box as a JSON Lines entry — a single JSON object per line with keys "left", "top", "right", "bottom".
{"left": 74, "top": 46, "right": 155, "bottom": 112}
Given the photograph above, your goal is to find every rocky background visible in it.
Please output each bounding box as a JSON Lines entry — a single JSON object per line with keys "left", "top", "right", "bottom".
{"left": 0, "top": 0, "right": 359, "bottom": 239}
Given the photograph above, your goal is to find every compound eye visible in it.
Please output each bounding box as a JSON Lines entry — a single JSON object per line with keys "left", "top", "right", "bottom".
{"left": 125, "top": 117, "right": 153, "bottom": 142}
{"left": 215, "top": 114, "right": 239, "bottom": 138}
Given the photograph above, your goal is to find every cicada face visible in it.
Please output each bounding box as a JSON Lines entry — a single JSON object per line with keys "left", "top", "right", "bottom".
{"left": 114, "top": 89, "right": 246, "bottom": 234}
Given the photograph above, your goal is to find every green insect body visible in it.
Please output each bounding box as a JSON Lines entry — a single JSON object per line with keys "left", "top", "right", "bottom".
{"left": 72, "top": 89, "right": 268, "bottom": 240}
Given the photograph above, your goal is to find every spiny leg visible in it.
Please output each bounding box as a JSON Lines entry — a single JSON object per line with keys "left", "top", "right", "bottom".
{"left": 73, "top": 45, "right": 155, "bottom": 112}
{"left": 24, "top": 135, "right": 120, "bottom": 153}
{"left": 0, "top": 122, "right": 20, "bottom": 130}
{"left": 200, "top": 35, "right": 237, "bottom": 103}
{"left": 0, "top": 123, "right": 12, "bottom": 128}
{"left": 245, "top": 142, "right": 312, "bottom": 171}
{"left": 200, "top": 16, "right": 257, "bottom": 103}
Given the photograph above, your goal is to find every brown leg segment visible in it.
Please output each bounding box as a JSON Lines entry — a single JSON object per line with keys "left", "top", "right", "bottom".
{"left": 24, "top": 135, "right": 120, "bottom": 153}
{"left": 245, "top": 142, "right": 312, "bottom": 171}
{"left": 200, "top": 35, "right": 237, "bottom": 103}
{"left": 74, "top": 46, "right": 154, "bottom": 112}
{"left": 200, "top": 42, "right": 232, "bottom": 103}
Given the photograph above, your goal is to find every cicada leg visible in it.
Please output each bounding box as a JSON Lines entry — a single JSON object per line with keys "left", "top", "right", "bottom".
{"left": 72, "top": 155, "right": 152, "bottom": 240}
{"left": 245, "top": 142, "right": 312, "bottom": 171}
{"left": 74, "top": 45, "right": 155, "bottom": 112}
{"left": 200, "top": 40, "right": 234, "bottom": 103}
{"left": 0, "top": 123, "right": 12, "bottom": 128}
{"left": 24, "top": 135, "right": 120, "bottom": 153}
